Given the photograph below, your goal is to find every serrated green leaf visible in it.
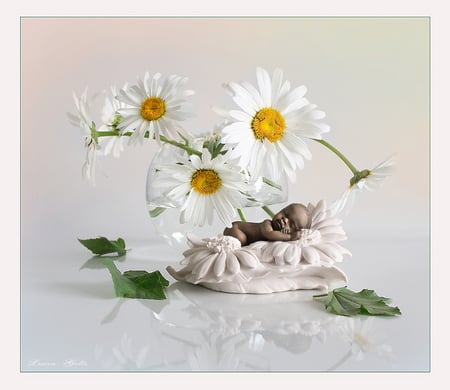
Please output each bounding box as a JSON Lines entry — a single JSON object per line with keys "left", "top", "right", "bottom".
{"left": 313, "top": 286, "right": 401, "bottom": 317}
{"left": 101, "top": 259, "right": 169, "bottom": 300}
{"left": 78, "top": 236, "right": 127, "bottom": 256}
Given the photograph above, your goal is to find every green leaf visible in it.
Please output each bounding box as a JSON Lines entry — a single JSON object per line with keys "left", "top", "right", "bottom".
{"left": 78, "top": 236, "right": 127, "bottom": 256}
{"left": 313, "top": 286, "right": 401, "bottom": 317}
{"left": 203, "top": 135, "right": 227, "bottom": 158}
{"left": 101, "top": 259, "right": 169, "bottom": 300}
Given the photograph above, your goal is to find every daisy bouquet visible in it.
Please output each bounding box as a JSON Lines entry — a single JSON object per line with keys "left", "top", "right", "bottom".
{"left": 68, "top": 67, "right": 394, "bottom": 229}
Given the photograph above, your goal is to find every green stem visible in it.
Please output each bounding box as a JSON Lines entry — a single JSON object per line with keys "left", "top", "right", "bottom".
{"left": 92, "top": 130, "right": 121, "bottom": 137}
{"left": 238, "top": 208, "right": 247, "bottom": 222}
{"left": 327, "top": 350, "right": 353, "bottom": 371}
{"left": 313, "top": 139, "right": 359, "bottom": 175}
{"left": 93, "top": 130, "right": 202, "bottom": 156}
{"left": 262, "top": 177, "right": 283, "bottom": 191}
{"left": 159, "top": 135, "right": 202, "bottom": 156}
{"left": 262, "top": 205, "right": 275, "bottom": 218}
{"left": 242, "top": 195, "right": 275, "bottom": 218}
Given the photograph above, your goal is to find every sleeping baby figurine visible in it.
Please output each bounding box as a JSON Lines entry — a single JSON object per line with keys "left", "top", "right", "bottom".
{"left": 223, "top": 203, "right": 310, "bottom": 246}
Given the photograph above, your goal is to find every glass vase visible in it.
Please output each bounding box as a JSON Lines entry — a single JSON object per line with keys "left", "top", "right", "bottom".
{"left": 145, "top": 144, "right": 288, "bottom": 250}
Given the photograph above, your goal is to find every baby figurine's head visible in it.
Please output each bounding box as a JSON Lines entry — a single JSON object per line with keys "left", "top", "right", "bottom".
{"left": 272, "top": 203, "right": 309, "bottom": 234}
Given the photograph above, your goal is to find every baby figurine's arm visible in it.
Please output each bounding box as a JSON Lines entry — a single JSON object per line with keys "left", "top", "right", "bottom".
{"left": 260, "top": 220, "right": 301, "bottom": 242}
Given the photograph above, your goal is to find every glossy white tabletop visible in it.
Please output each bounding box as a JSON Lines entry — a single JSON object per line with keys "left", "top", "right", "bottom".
{"left": 21, "top": 234, "right": 429, "bottom": 372}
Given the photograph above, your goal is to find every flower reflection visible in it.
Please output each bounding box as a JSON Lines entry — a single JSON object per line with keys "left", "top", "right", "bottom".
{"left": 336, "top": 317, "right": 393, "bottom": 361}
{"left": 327, "top": 317, "right": 393, "bottom": 371}
{"left": 93, "top": 282, "right": 393, "bottom": 371}
{"left": 146, "top": 285, "right": 337, "bottom": 370}
{"left": 94, "top": 333, "right": 149, "bottom": 370}
{"left": 186, "top": 333, "right": 249, "bottom": 371}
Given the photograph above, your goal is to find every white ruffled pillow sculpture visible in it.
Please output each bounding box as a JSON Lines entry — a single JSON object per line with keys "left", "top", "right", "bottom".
{"left": 167, "top": 200, "right": 351, "bottom": 294}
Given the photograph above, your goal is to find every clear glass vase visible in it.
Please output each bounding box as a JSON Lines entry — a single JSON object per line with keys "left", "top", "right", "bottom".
{"left": 145, "top": 144, "right": 289, "bottom": 250}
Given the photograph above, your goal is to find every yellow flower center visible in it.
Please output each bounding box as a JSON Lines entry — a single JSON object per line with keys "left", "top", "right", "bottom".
{"left": 353, "top": 332, "right": 371, "bottom": 349}
{"left": 140, "top": 97, "right": 166, "bottom": 121}
{"left": 191, "top": 169, "right": 222, "bottom": 195}
{"left": 251, "top": 107, "right": 286, "bottom": 142}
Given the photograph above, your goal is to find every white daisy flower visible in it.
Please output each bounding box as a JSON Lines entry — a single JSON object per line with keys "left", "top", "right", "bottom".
{"left": 67, "top": 89, "right": 100, "bottom": 183}
{"left": 177, "top": 234, "right": 259, "bottom": 282}
{"left": 98, "top": 135, "right": 127, "bottom": 159}
{"left": 152, "top": 149, "right": 249, "bottom": 227}
{"left": 98, "top": 85, "right": 129, "bottom": 158}
{"left": 220, "top": 67, "right": 330, "bottom": 181}
{"left": 81, "top": 137, "right": 99, "bottom": 183}
{"left": 67, "top": 88, "right": 92, "bottom": 136}
{"left": 330, "top": 157, "right": 395, "bottom": 215}
{"left": 116, "top": 72, "right": 194, "bottom": 145}
{"left": 99, "top": 85, "right": 128, "bottom": 131}
{"left": 249, "top": 200, "right": 351, "bottom": 267}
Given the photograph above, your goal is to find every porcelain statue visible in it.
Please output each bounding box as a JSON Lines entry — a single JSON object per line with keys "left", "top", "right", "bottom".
{"left": 167, "top": 200, "right": 351, "bottom": 294}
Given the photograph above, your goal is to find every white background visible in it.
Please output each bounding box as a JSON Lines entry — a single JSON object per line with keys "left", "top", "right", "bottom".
{"left": 3, "top": 0, "right": 449, "bottom": 389}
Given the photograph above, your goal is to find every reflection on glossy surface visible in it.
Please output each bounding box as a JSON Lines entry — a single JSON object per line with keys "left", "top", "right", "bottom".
{"left": 92, "top": 279, "right": 393, "bottom": 371}
{"left": 327, "top": 317, "right": 393, "bottom": 370}
{"left": 22, "top": 237, "right": 429, "bottom": 372}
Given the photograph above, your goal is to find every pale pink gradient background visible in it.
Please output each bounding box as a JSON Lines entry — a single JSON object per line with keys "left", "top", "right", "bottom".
{"left": 21, "top": 17, "right": 429, "bottom": 247}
